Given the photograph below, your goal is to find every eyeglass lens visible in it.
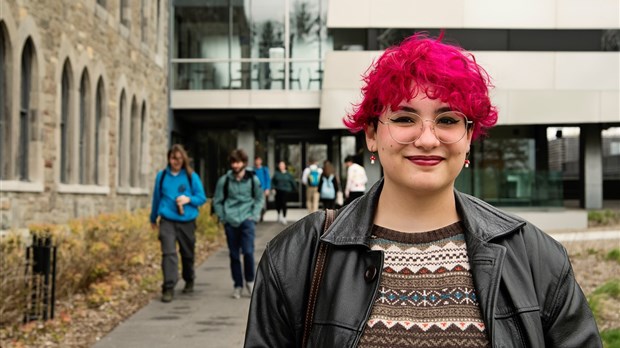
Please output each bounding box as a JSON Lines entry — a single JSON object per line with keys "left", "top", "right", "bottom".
{"left": 384, "top": 111, "right": 469, "bottom": 144}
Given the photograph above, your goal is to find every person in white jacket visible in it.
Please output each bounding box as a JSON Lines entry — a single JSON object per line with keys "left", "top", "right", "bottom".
{"left": 343, "top": 155, "right": 368, "bottom": 205}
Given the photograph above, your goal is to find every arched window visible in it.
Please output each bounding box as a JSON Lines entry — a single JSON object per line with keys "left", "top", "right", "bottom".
{"left": 79, "top": 70, "right": 91, "bottom": 184}
{"left": 0, "top": 22, "right": 10, "bottom": 180}
{"left": 118, "top": 90, "right": 127, "bottom": 187}
{"left": 60, "top": 60, "right": 72, "bottom": 183}
{"left": 18, "top": 38, "right": 34, "bottom": 181}
{"left": 140, "top": 101, "right": 147, "bottom": 188}
{"left": 120, "top": 0, "right": 130, "bottom": 28}
{"left": 95, "top": 78, "right": 105, "bottom": 185}
{"left": 130, "top": 97, "right": 139, "bottom": 187}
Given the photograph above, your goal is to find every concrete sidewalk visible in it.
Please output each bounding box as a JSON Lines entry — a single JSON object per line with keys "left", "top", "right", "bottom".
{"left": 93, "top": 207, "right": 619, "bottom": 348}
{"left": 93, "top": 208, "right": 310, "bottom": 348}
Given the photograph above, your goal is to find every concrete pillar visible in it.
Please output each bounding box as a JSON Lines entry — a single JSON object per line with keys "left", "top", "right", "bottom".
{"left": 581, "top": 124, "right": 603, "bottom": 209}
{"left": 237, "top": 129, "right": 255, "bottom": 162}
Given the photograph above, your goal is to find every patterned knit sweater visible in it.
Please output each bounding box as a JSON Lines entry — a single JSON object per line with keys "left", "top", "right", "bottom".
{"left": 358, "top": 222, "right": 490, "bottom": 348}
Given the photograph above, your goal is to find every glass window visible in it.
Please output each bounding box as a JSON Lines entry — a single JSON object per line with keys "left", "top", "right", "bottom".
{"left": 60, "top": 60, "right": 72, "bottom": 183}
{"left": 0, "top": 24, "right": 8, "bottom": 180}
{"left": 120, "top": 0, "right": 130, "bottom": 27}
{"left": 18, "top": 39, "right": 33, "bottom": 181}
{"left": 141, "top": 0, "right": 147, "bottom": 42}
{"left": 95, "top": 78, "right": 104, "bottom": 185}
{"left": 79, "top": 70, "right": 90, "bottom": 184}
{"left": 130, "top": 97, "right": 139, "bottom": 187}
{"left": 140, "top": 102, "right": 147, "bottom": 188}
{"left": 118, "top": 90, "right": 126, "bottom": 187}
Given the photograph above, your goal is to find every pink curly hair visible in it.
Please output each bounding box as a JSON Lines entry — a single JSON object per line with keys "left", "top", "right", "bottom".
{"left": 344, "top": 33, "right": 498, "bottom": 140}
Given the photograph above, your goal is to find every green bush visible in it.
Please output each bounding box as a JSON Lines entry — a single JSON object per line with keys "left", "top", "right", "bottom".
{"left": 605, "top": 249, "right": 620, "bottom": 264}
{"left": 601, "top": 328, "right": 620, "bottom": 348}
{"left": 588, "top": 209, "right": 620, "bottom": 227}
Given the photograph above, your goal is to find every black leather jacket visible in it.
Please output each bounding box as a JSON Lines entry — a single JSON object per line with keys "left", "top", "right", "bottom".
{"left": 245, "top": 180, "right": 601, "bottom": 347}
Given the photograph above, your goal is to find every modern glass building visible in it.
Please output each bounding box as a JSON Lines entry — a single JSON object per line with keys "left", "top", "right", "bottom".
{"left": 170, "top": 0, "right": 619, "bottom": 218}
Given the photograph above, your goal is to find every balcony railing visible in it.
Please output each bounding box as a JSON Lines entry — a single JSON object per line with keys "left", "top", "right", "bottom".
{"left": 171, "top": 58, "right": 324, "bottom": 91}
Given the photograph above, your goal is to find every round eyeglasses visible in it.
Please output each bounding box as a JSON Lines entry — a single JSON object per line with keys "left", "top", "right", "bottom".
{"left": 377, "top": 111, "right": 473, "bottom": 144}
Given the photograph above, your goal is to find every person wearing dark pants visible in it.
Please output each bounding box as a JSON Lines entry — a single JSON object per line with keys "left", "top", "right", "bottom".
{"left": 224, "top": 219, "right": 255, "bottom": 290}
{"left": 159, "top": 219, "right": 196, "bottom": 291}
{"left": 253, "top": 156, "right": 271, "bottom": 222}
{"left": 213, "top": 149, "right": 264, "bottom": 299}
{"left": 271, "top": 160, "right": 297, "bottom": 224}
{"left": 150, "top": 144, "right": 206, "bottom": 303}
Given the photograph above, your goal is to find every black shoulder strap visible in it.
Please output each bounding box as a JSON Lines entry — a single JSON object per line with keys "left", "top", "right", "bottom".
{"left": 223, "top": 175, "right": 230, "bottom": 202}
{"left": 223, "top": 171, "right": 256, "bottom": 203}
{"left": 158, "top": 170, "right": 166, "bottom": 194}
{"left": 159, "top": 170, "right": 193, "bottom": 194}
{"left": 302, "top": 209, "right": 336, "bottom": 347}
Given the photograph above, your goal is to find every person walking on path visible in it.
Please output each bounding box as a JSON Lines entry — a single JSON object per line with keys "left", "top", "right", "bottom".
{"left": 150, "top": 144, "right": 206, "bottom": 303}
{"left": 301, "top": 159, "right": 322, "bottom": 213}
{"left": 253, "top": 156, "right": 271, "bottom": 222}
{"left": 318, "top": 160, "right": 340, "bottom": 210}
{"left": 213, "top": 149, "right": 264, "bottom": 299}
{"left": 271, "top": 160, "right": 297, "bottom": 224}
{"left": 245, "top": 33, "right": 601, "bottom": 347}
{"left": 343, "top": 154, "right": 368, "bottom": 206}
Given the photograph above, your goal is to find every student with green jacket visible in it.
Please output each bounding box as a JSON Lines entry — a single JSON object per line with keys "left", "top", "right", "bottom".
{"left": 212, "top": 149, "right": 264, "bottom": 299}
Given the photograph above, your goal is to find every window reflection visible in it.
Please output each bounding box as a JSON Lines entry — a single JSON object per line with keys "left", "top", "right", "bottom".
{"left": 172, "top": 0, "right": 332, "bottom": 90}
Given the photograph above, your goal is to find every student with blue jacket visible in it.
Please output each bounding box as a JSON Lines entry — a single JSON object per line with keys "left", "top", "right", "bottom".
{"left": 150, "top": 144, "right": 206, "bottom": 303}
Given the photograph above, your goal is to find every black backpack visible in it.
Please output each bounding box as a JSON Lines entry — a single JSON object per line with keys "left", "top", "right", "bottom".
{"left": 211, "top": 170, "right": 257, "bottom": 217}
{"left": 222, "top": 170, "right": 256, "bottom": 201}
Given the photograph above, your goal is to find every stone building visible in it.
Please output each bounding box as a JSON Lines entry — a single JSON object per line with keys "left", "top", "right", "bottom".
{"left": 0, "top": 0, "right": 169, "bottom": 229}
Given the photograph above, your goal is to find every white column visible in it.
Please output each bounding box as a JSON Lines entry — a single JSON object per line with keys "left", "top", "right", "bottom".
{"left": 582, "top": 124, "right": 603, "bottom": 209}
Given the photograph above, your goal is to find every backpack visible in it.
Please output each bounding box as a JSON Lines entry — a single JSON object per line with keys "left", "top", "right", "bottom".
{"left": 159, "top": 169, "right": 192, "bottom": 194}
{"left": 308, "top": 168, "right": 320, "bottom": 187}
{"left": 211, "top": 170, "right": 257, "bottom": 217}
{"left": 320, "top": 175, "right": 336, "bottom": 199}
{"left": 222, "top": 170, "right": 256, "bottom": 201}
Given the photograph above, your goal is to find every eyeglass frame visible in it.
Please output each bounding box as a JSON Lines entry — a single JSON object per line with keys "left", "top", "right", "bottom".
{"left": 376, "top": 110, "right": 474, "bottom": 145}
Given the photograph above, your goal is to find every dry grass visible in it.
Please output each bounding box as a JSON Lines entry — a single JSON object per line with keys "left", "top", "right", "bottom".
{"left": 0, "top": 205, "right": 223, "bottom": 348}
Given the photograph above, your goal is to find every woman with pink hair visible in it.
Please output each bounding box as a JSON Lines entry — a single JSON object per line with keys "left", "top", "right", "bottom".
{"left": 245, "top": 33, "right": 601, "bottom": 347}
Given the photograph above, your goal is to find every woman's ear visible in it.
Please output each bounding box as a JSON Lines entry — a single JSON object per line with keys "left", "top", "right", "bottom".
{"left": 364, "top": 120, "right": 377, "bottom": 152}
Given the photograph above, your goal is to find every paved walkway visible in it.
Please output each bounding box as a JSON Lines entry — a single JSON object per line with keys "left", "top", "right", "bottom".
{"left": 93, "top": 209, "right": 309, "bottom": 348}
{"left": 93, "top": 209, "right": 619, "bottom": 348}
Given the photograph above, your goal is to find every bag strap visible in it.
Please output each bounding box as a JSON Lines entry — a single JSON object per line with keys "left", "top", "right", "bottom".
{"left": 302, "top": 209, "right": 335, "bottom": 347}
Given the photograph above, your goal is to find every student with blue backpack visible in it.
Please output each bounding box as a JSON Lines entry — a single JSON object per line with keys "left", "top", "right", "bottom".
{"left": 301, "top": 159, "right": 323, "bottom": 213}
{"left": 318, "top": 160, "right": 340, "bottom": 209}
{"left": 150, "top": 144, "right": 207, "bottom": 303}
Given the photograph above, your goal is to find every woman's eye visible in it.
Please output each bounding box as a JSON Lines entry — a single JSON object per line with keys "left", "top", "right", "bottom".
{"left": 436, "top": 116, "right": 460, "bottom": 125}
{"left": 389, "top": 115, "right": 417, "bottom": 124}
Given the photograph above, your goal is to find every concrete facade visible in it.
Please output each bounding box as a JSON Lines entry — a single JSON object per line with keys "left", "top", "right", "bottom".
{"left": 0, "top": 0, "right": 169, "bottom": 229}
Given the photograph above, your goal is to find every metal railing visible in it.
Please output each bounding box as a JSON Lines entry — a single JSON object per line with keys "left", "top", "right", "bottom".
{"left": 171, "top": 58, "right": 324, "bottom": 91}
{"left": 23, "top": 234, "right": 57, "bottom": 322}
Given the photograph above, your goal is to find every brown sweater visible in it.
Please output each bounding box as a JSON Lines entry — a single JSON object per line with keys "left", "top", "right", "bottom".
{"left": 358, "top": 222, "right": 490, "bottom": 348}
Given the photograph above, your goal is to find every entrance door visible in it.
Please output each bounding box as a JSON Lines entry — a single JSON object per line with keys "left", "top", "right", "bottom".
{"left": 275, "top": 140, "right": 328, "bottom": 207}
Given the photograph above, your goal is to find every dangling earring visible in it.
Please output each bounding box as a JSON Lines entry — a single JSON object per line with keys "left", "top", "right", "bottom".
{"left": 370, "top": 153, "right": 376, "bottom": 165}
{"left": 464, "top": 153, "right": 470, "bottom": 168}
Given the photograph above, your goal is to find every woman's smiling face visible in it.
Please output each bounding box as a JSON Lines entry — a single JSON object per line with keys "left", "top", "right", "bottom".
{"left": 365, "top": 91, "right": 473, "bottom": 195}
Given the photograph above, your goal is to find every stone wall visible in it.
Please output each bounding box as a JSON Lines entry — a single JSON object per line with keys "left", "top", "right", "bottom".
{"left": 0, "top": 0, "right": 169, "bottom": 229}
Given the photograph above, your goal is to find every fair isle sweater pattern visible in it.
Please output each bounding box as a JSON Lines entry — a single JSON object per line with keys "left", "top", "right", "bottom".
{"left": 358, "top": 222, "right": 490, "bottom": 348}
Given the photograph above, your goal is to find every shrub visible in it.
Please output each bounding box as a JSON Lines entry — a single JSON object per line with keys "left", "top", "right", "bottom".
{"left": 601, "top": 328, "right": 620, "bottom": 348}
{"left": 605, "top": 249, "right": 620, "bottom": 264}
{"left": 0, "top": 205, "right": 222, "bottom": 331}
{"left": 588, "top": 209, "right": 620, "bottom": 227}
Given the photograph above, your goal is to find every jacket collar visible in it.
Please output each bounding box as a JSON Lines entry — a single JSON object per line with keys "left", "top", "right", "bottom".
{"left": 322, "top": 178, "right": 525, "bottom": 246}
